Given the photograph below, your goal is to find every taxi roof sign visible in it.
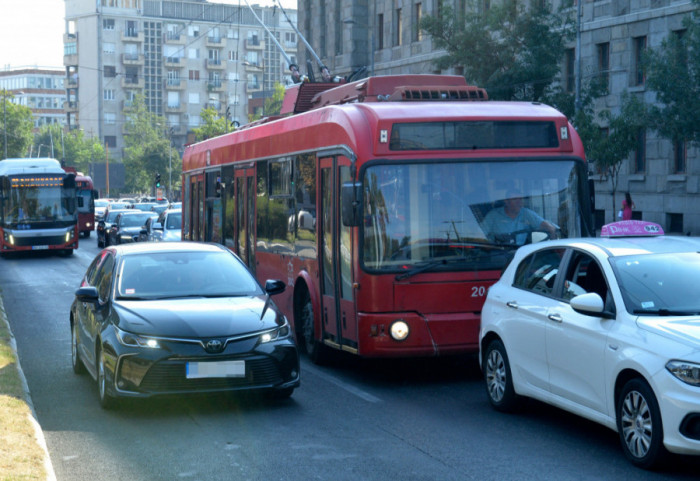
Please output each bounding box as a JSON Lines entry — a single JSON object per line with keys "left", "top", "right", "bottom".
{"left": 601, "top": 220, "right": 664, "bottom": 237}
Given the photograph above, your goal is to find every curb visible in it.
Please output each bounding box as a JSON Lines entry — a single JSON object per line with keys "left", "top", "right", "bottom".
{"left": 0, "top": 293, "right": 57, "bottom": 481}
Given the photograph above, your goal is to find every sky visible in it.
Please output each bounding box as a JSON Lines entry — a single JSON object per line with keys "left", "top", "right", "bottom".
{"left": 0, "top": 0, "right": 297, "bottom": 70}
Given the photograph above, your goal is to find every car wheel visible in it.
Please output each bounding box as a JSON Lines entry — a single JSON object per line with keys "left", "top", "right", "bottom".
{"left": 300, "top": 293, "right": 328, "bottom": 365}
{"left": 484, "top": 339, "right": 519, "bottom": 412}
{"left": 97, "top": 346, "right": 117, "bottom": 409}
{"left": 617, "top": 378, "right": 667, "bottom": 469}
{"left": 71, "top": 321, "right": 86, "bottom": 375}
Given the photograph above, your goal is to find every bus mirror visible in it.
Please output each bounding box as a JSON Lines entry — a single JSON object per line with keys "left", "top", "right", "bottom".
{"left": 341, "top": 182, "right": 361, "bottom": 227}
{"left": 588, "top": 179, "right": 595, "bottom": 210}
{"left": 77, "top": 197, "right": 84, "bottom": 208}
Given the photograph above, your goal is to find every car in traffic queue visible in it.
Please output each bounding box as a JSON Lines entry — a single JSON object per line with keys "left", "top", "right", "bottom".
{"left": 479, "top": 220, "right": 700, "bottom": 469}
{"left": 94, "top": 198, "right": 110, "bottom": 222}
{"left": 137, "top": 216, "right": 161, "bottom": 242}
{"left": 149, "top": 209, "right": 182, "bottom": 242}
{"left": 96, "top": 208, "right": 130, "bottom": 248}
{"left": 70, "top": 242, "right": 300, "bottom": 408}
{"left": 106, "top": 211, "right": 158, "bottom": 245}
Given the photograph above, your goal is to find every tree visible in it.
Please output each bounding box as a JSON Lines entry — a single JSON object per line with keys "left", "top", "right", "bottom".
{"left": 122, "top": 95, "right": 173, "bottom": 193}
{"left": 191, "top": 106, "right": 233, "bottom": 142}
{"left": 249, "top": 82, "right": 286, "bottom": 122}
{"left": 420, "top": 1, "right": 574, "bottom": 101}
{"left": 1, "top": 90, "right": 34, "bottom": 159}
{"left": 644, "top": 7, "right": 700, "bottom": 145}
{"left": 32, "top": 123, "right": 106, "bottom": 172}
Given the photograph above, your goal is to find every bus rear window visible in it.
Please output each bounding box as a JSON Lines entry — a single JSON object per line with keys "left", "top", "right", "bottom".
{"left": 389, "top": 121, "right": 559, "bottom": 150}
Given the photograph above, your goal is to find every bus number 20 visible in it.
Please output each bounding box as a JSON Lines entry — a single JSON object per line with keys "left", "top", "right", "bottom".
{"left": 471, "top": 286, "right": 487, "bottom": 297}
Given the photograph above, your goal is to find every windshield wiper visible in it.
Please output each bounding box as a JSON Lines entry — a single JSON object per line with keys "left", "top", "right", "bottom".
{"left": 633, "top": 308, "right": 700, "bottom": 316}
{"left": 395, "top": 257, "right": 470, "bottom": 281}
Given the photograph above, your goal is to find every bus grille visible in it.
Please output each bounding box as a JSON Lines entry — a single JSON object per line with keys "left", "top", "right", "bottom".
{"left": 13, "top": 235, "right": 65, "bottom": 247}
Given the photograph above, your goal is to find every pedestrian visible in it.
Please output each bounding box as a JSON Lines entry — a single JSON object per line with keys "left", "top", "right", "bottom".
{"left": 621, "top": 192, "right": 635, "bottom": 220}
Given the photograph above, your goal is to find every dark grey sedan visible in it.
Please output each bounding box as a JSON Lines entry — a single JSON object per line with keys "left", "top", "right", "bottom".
{"left": 70, "top": 242, "right": 300, "bottom": 408}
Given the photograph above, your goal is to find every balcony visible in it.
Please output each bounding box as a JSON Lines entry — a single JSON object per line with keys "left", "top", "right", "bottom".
{"left": 165, "top": 103, "right": 186, "bottom": 113}
{"left": 122, "top": 53, "right": 144, "bottom": 65}
{"left": 65, "top": 100, "right": 79, "bottom": 113}
{"left": 206, "top": 58, "right": 226, "bottom": 70}
{"left": 246, "top": 82, "right": 261, "bottom": 92}
{"left": 245, "top": 37, "right": 262, "bottom": 50}
{"left": 164, "top": 78, "right": 186, "bottom": 90}
{"left": 206, "top": 80, "right": 227, "bottom": 93}
{"left": 206, "top": 36, "right": 224, "bottom": 48}
{"left": 164, "top": 32, "right": 186, "bottom": 44}
{"left": 121, "top": 30, "right": 144, "bottom": 42}
{"left": 121, "top": 99, "right": 136, "bottom": 112}
{"left": 164, "top": 56, "right": 184, "bottom": 68}
{"left": 121, "top": 77, "right": 144, "bottom": 89}
{"left": 244, "top": 62, "right": 262, "bottom": 72}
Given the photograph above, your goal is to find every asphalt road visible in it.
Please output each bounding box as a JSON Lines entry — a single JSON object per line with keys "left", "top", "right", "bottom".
{"left": 2, "top": 238, "right": 699, "bottom": 480}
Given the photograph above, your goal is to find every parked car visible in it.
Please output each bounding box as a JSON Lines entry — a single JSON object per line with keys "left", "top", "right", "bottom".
{"left": 150, "top": 209, "right": 182, "bottom": 242}
{"left": 70, "top": 242, "right": 299, "bottom": 408}
{"left": 96, "top": 209, "right": 129, "bottom": 248}
{"left": 107, "top": 211, "right": 158, "bottom": 245}
{"left": 479, "top": 220, "right": 700, "bottom": 469}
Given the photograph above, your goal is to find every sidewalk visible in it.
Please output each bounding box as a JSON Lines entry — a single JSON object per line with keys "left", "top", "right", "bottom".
{"left": 0, "top": 292, "right": 56, "bottom": 481}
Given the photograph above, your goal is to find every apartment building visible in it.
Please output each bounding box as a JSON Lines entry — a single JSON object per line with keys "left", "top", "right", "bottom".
{"left": 64, "top": 0, "right": 298, "bottom": 160}
{"left": 0, "top": 67, "right": 66, "bottom": 130}
{"left": 298, "top": 0, "right": 700, "bottom": 234}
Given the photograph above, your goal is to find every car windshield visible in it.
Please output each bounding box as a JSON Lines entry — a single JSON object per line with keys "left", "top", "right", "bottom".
{"left": 115, "top": 250, "right": 263, "bottom": 299}
{"left": 612, "top": 252, "right": 700, "bottom": 315}
{"left": 119, "top": 214, "right": 153, "bottom": 227}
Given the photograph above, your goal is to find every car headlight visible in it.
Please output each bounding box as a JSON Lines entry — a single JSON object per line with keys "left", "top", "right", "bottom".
{"left": 666, "top": 360, "right": 700, "bottom": 386}
{"left": 259, "top": 320, "right": 291, "bottom": 344}
{"left": 115, "top": 327, "right": 160, "bottom": 348}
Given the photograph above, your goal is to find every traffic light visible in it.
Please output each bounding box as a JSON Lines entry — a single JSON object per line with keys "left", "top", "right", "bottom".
{"left": 155, "top": 172, "right": 161, "bottom": 188}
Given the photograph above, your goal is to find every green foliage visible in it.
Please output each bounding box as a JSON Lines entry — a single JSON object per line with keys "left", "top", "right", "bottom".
{"left": 191, "top": 107, "right": 233, "bottom": 142}
{"left": 122, "top": 94, "right": 179, "bottom": 194}
{"left": 32, "top": 123, "right": 106, "bottom": 172}
{"left": 249, "top": 82, "right": 286, "bottom": 122}
{"left": 0, "top": 90, "right": 34, "bottom": 159}
{"left": 420, "top": 1, "right": 574, "bottom": 101}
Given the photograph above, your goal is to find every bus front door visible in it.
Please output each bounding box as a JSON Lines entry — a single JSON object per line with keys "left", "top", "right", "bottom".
{"left": 319, "top": 156, "right": 357, "bottom": 353}
{"left": 234, "top": 166, "right": 256, "bottom": 274}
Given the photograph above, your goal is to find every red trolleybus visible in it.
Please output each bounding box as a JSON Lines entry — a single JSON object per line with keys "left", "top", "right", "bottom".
{"left": 181, "top": 75, "right": 593, "bottom": 362}
{"left": 75, "top": 174, "right": 97, "bottom": 237}
{"left": 0, "top": 158, "right": 79, "bottom": 256}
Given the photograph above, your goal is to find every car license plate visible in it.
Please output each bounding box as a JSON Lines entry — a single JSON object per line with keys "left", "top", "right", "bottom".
{"left": 186, "top": 360, "right": 245, "bottom": 379}
{"left": 32, "top": 245, "right": 49, "bottom": 250}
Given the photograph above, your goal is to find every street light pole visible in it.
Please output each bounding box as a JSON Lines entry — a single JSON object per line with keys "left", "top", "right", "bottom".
{"left": 3, "top": 89, "right": 7, "bottom": 159}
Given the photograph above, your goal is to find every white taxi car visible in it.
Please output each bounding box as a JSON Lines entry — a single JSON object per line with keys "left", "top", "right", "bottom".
{"left": 479, "top": 221, "right": 700, "bottom": 469}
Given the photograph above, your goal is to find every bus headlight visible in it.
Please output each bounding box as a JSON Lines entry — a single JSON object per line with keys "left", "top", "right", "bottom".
{"left": 390, "top": 320, "right": 410, "bottom": 341}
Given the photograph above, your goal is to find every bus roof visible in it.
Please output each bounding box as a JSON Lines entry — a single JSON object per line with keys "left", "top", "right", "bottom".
{"left": 0, "top": 158, "right": 66, "bottom": 176}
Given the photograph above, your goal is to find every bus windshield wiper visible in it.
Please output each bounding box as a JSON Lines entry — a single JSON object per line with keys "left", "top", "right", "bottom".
{"left": 395, "top": 257, "right": 469, "bottom": 281}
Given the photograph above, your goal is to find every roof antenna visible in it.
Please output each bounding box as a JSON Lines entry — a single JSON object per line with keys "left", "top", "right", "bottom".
{"left": 276, "top": 0, "right": 332, "bottom": 82}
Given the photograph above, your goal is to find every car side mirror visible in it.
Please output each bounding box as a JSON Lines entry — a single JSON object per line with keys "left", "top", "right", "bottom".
{"left": 75, "top": 286, "right": 99, "bottom": 303}
{"left": 264, "top": 279, "right": 286, "bottom": 296}
{"left": 570, "top": 292, "right": 614, "bottom": 319}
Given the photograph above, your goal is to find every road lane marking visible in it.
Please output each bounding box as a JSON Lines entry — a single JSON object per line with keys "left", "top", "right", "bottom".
{"left": 302, "top": 363, "right": 382, "bottom": 403}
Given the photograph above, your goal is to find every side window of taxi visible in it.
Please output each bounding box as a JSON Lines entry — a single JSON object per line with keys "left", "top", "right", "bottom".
{"left": 562, "top": 252, "right": 611, "bottom": 307}
{"left": 95, "top": 254, "right": 115, "bottom": 302}
{"left": 513, "top": 248, "right": 566, "bottom": 296}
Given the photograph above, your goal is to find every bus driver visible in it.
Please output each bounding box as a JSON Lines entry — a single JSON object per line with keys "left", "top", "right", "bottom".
{"left": 482, "top": 189, "right": 558, "bottom": 245}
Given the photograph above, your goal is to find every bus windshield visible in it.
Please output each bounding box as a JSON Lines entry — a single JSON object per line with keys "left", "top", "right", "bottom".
{"left": 362, "top": 159, "right": 586, "bottom": 272}
{"left": 3, "top": 176, "right": 76, "bottom": 225}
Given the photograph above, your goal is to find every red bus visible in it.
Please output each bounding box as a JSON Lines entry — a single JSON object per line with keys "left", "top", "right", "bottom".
{"left": 0, "top": 158, "right": 79, "bottom": 256}
{"left": 181, "top": 75, "right": 593, "bottom": 362}
{"left": 75, "top": 174, "right": 97, "bottom": 237}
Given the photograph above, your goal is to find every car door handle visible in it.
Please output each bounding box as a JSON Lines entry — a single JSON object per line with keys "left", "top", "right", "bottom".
{"left": 548, "top": 313, "right": 563, "bottom": 323}
{"left": 506, "top": 301, "right": 518, "bottom": 309}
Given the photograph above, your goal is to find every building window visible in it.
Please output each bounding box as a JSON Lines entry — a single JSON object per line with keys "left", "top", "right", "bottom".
{"left": 188, "top": 48, "right": 199, "bottom": 59}
{"left": 188, "top": 26, "right": 199, "bottom": 37}
{"left": 634, "top": 36, "right": 646, "bottom": 86}
{"left": 634, "top": 129, "right": 646, "bottom": 173}
{"left": 667, "top": 213, "right": 683, "bottom": 234}
{"left": 103, "top": 89, "right": 115, "bottom": 101}
{"left": 413, "top": 3, "right": 423, "bottom": 42}
{"left": 394, "top": 8, "right": 402, "bottom": 47}
{"left": 103, "top": 42, "right": 115, "bottom": 55}
{"left": 189, "top": 92, "right": 200, "bottom": 104}
{"left": 597, "top": 42, "right": 610, "bottom": 93}
{"left": 104, "top": 112, "right": 116, "bottom": 124}
{"left": 565, "top": 48, "right": 575, "bottom": 93}
{"left": 104, "top": 136, "right": 117, "bottom": 148}
{"left": 674, "top": 140, "right": 686, "bottom": 173}
{"left": 189, "top": 70, "right": 199, "bottom": 81}
{"left": 228, "top": 50, "right": 238, "bottom": 61}
{"left": 103, "top": 19, "right": 115, "bottom": 30}
{"left": 377, "top": 14, "right": 384, "bottom": 50}
{"left": 104, "top": 65, "right": 116, "bottom": 78}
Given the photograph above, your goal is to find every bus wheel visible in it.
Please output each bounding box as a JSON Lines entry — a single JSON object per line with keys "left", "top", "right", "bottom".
{"left": 300, "top": 295, "right": 328, "bottom": 365}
